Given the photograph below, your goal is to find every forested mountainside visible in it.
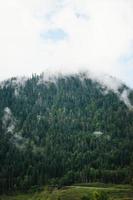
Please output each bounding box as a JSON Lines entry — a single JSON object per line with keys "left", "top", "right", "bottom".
{"left": 0, "top": 72, "right": 133, "bottom": 193}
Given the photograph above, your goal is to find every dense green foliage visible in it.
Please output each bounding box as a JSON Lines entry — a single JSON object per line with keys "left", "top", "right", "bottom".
{"left": 0, "top": 73, "right": 133, "bottom": 193}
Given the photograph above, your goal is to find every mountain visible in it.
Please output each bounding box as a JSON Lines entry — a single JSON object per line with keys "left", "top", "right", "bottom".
{"left": 0, "top": 71, "right": 133, "bottom": 193}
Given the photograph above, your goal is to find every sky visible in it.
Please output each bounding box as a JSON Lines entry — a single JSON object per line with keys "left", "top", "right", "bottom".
{"left": 0, "top": 0, "right": 133, "bottom": 87}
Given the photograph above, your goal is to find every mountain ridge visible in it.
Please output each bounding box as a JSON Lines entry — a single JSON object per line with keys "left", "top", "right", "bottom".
{"left": 0, "top": 70, "right": 133, "bottom": 109}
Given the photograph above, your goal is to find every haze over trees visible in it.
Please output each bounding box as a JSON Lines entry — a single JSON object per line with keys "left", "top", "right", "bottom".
{"left": 0, "top": 72, "right": 133, "bottom": 193}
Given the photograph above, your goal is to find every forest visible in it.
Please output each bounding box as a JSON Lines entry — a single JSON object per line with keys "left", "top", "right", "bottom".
{"left": 0, "top": 72, "right": 133, "bottom": 193}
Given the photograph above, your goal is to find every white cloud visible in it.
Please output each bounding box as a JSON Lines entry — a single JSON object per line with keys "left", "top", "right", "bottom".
{"left": 0, "top": 0, "right": 133, "bottom": 87}
{"left": 2, "top": 107, "right": 16, "bottom": 133}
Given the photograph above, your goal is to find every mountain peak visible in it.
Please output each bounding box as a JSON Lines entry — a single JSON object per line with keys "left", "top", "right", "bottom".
{"left": 0, "top": 70, "right": 133, "bottom": 109}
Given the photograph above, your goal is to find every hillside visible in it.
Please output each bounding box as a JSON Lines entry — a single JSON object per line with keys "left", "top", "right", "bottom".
{"left": 0, "top": 71, "right": 133, "bottom": 193}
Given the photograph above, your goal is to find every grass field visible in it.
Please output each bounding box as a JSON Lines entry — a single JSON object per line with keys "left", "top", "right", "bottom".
{"left": 0, "top": 183, "right": 133, "bottom": 200}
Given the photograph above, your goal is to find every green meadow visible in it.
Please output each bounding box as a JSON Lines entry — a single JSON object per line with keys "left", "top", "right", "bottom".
{"left": 0, "top": 183, "right": 133, "bottom": 200}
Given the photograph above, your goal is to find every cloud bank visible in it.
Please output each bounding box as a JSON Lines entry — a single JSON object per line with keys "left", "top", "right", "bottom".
{"left": 0, "top": 0, "right": 133, "bottom": 87}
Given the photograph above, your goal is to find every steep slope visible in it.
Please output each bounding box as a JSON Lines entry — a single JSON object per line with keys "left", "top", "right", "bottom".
{"left": 0, "top": 72, "right": 133, "bottom": 193}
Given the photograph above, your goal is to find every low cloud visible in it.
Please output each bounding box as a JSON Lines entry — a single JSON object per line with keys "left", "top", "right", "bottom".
{"left": 2, "top": 107, "right": 16, "bottom": 133}
{"left": 37, "top": 69, "right": 133, "bottom": 109}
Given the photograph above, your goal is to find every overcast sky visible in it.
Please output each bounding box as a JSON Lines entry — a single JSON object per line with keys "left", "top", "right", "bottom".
{"left": 0, "top": 0, "right": 133, "bottom": 87}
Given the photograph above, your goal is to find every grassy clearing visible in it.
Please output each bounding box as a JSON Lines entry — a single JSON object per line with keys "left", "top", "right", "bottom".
{"left": 0, "top": 183, "right": 133, "bottom": 200}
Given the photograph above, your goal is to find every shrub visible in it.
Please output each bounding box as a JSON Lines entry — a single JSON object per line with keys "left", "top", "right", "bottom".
{"left": 93, "top": 191, "right": 109, "bottom": 200}
{"left": 81, "top": 194, "right": 92, "bottom": 200}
